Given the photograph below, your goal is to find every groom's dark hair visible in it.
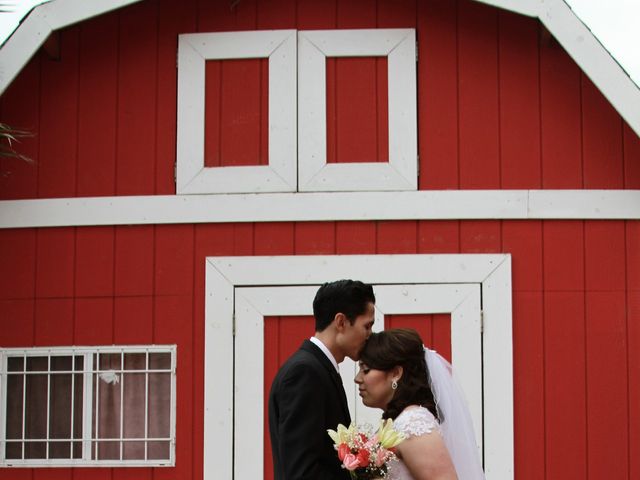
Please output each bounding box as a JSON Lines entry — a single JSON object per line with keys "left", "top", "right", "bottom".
{"left": 313, "top": 279, "right": 375, "bottom": 332}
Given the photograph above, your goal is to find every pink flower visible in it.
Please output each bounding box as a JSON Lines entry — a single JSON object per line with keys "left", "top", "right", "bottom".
{"left": 337, "top": 443, "right": 350, "bottom": 461}
{"left": 342, "top": 453, "right": 360, "bottom": 471}
{"left": 375, "top": 448, "right": 390, "bottom": 467}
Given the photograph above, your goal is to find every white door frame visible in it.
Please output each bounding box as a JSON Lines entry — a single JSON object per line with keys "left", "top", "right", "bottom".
{"left": 204, "top": 254, "right": 513, "bottom": 479}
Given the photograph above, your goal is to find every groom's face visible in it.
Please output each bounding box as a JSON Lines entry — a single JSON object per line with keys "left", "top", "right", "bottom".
{"left": 339, "top": 302, "right": 375, "bottom": 361}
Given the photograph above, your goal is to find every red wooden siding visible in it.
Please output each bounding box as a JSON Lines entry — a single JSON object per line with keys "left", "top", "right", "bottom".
{"left": 1, "top": 219, "right": 638, "bottom": 479}
{"left": 2, "top": 0, "right": 640, "bottom": 198}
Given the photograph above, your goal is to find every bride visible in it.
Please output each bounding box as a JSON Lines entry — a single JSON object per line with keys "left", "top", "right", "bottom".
{"left": 355, "top": 329, "right": 485, "bottom": 480}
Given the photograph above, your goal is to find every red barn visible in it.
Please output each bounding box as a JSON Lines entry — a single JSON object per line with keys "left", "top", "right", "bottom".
{"left": 0, "top": 0, "right": 638, "bottom": 479}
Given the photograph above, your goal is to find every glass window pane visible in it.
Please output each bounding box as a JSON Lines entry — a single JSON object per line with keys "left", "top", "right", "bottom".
{"left": 5, "top": 441, "right": 22, "bottom": 459}
{"left": 50, "top": 441, "right": 71, "bottom": 459}
{"left": 49, "top": 372, "right": 72, "bottom": 440}
{"left": 122, "top": 372, "right": 146, "bottom": 439}
{"left": 95, "top": 440, "right": 120, "bottom": 460}
{"left": 5, "top": 373, "right": 24, "bottom": 440}
{"left": 24, "top": 373, "right": 47, "bottom": 440}
{"left": 73, "top": 373, "right": 83, "bottom": 440}
{"left": 123, "top": 441, "right": 145, "bottom": 460}
{"left": 147, "top": 440, "right": 170, "bottom": 460}
{"left": 98, "top": 353, "right": 121, "bottom": 371}
{"left": 7, "top": 356, "right": 24, "bottom": 372}
{"left": 26, "top": 356, "right": 47, "bottom": 373}
{"left": 149, "top": 352, "right": 171, "bottom": 370}
{"left": 124, "top": 353, "right": 146, "bottom": 370}
{"left": 24, "top": 441, "right": 46, "bottom": 459}
{"left": 148, "top": 372, "right": 171, "bottom": 439}
{"left": 94, "top": 372, "right": 121, "bottom": 442}
{"left": 74, "top": 355, "right": 84, "bottom": 372}
{"left": 51, "top": 356, "right": 72, "bottom": 372}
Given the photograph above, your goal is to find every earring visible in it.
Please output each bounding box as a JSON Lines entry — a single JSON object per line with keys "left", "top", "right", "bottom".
{"left": 391, "top": 379, "right": 398, "bottom": 390}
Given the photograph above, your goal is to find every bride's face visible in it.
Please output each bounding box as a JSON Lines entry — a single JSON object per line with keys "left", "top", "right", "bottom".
{"left": 354, "top": 362, "right": 397, "bottom": 410}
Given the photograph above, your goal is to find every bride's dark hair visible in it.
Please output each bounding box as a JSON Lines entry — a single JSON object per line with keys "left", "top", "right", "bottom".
{"left": 359, "top": 328, "right": 438, "bottom": 421}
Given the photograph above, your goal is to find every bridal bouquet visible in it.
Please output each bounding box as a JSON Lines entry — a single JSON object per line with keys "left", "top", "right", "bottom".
{"left": 327, "top": 419, "right": 405, "bottom": 479}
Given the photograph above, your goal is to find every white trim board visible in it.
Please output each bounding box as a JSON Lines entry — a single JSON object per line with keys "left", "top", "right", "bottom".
{"left": 0, "top": 190, "right": 638, "bottom": 229}
{"left": 205, "top": 254, "right": 513, "bottom": 480}
{"left": 176, "top": 30, "right": 297, "bottom": 194}
{"left": 1, "top": 0, "right": 639, "bottom": 137}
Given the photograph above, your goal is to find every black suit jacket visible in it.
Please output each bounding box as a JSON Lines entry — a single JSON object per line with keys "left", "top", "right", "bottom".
{"left": 268, "top": 340, "right": 352, "bottom": 480}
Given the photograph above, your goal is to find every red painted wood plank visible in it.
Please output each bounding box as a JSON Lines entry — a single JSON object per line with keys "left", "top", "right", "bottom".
{"left": 0, "top": 58, "right": 39, "bottom": 200}
{"left": 116, "top": 1, "right": 158, "bottom": 196}
{"left": 417, "top": 221, "right": 460, "bottom": 253}
{"left": 543, "top": 221, "right": 584, "bottom": 291}
{"left": 34, "top": 298, "right": 74, "bottom": 347}
{"left": 629, "top": 287, "right": 640, "bottom": 480}
{"left": 498, "top": 11, "right": 541, "bottom": 188}
{"left": 256, "top": 0, "right": 296, "bottom": 29}
{"left": 155, "top": 225, "right": 194, "bottom": 296}
{"left": 75, "top": 227, "right": 114, "bottom": 297}
{"left": 218, "top": 59, "right": 268, "bottom": 166}
{"left": 337, "top": 0, "right": 376, "bottom": 28}
{"left": 153, "top": 295, "right": 193, "bottom": 480}
{"left": 628, "top": 221, "right": 640, "bottom": 292}
{"left": 336, "top": 221, "right": 376, "bottom": 254}
{"left": 0, "top": 229, "right": 36, "bottom": 299}
{"left": 38, "top": 28, "right": 79, "bottom": 198}
{"left": 431, "top": 313, "right": 452, "bottom": 362}
{"left": 326, "top": 57, "right": 388, "bottom": 164}
{"left": 512, "top": 291, "right": 544, "bottom": 480}
{"left": 204, "top": 60, "right": 222, "bottom": 167}
{"left": 457, "top": 0, "right": 500, "bottom": 189}
{"left": 156, "top": 0, "right": 196, "bottom": 194}
{"left": 539, "top": 36, "right": 582, "bottom": 188}
{"left": 586, "top": 291, "right": 628, "bottom": 479}
{"left": 377, "top": 0, "right": 416, "bottom": 28}
{"left": 502, "top": 221, "right": 542, "bottom": 291}
{"left": 544, "top": 291, "right": 587, "bottom": 478}
{"left": 74, "top": 298, "right": 114, "bottom": 344}
{"left": 33, "top": 469, "right": 72, "bottom": 480}
{"left": 386, "top": 314, "right": 434, "bottom": 347}
{"left": 582, "top": 76, "right": 624, "bottom": 188}
{"left": 297, "top": 0, "right": 337, "bottom": 29}
{"left": 377, "top": 221, "right": 417, "bottom": 254}
{"left": 232, "top": 224, "right": 255, "bottom": 255}
{"left": 294, "top": 222, "right": 336, "bottom": 254}
{"left": 0, "top": 468, "right": 33, "bottom": 479}
{"left": 35, "top": 228, "right": 75, "bottom": 298}
{"left": 114, "top": 226, "right": 154, "bottom": 296}
{"left": 418, "top": 0, "right": 458, "bottom": 189}
{"left": 113, "top": 296, "right": 153, "bottom": 345}
{"left": 459, "top": 221, "right": 501, "bottom": 253}
{"left": 254, "top": 223, "right": 294, "bottom": 255}
{"left": 585, "top": 221, "right": 625, "bottom": 291}
{"left": 0, "top": 299, "right": 34, "bottom": 346}
{"left": 624, "top": 124, "right": 640, "bottom": 188}
{"left": 77, "top": 14, "right": 118, "bottom": 197}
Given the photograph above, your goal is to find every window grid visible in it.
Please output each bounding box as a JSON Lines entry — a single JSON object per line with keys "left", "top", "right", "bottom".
{"left": 0, "top": 346, "right": 176, "bottom": 468}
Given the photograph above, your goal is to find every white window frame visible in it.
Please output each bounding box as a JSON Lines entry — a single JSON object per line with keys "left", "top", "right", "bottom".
{"left": 233, "top": 283, "right": 482, "bottom": 480}
{"left": 176, "top": 30, "right": 297, "bottom": 194}
{"left": 298, "top": 28, "right": 417, "bottom": 191}
{"left": 0, "top": 345, "right": 177, "bottom": 467}
{"left": 204, "top": 254, "right": 513, "bottom": 480}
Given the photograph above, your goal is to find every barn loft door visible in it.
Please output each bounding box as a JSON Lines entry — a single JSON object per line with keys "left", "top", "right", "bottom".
{"left": 204, "top": 255, "right": 513, "bottom": 480}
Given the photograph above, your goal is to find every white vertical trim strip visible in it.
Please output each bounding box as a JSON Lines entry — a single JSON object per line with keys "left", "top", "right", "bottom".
{"left": 119, "top": 350, "right": 124, "bottom": 461}
{"left": 46, "top": 356, "right": 51, "bottom": 460}
{"left": 144, "top": 350, "right": 149, "bottom": 461}
{"left": 70, "top": 356, "right": 75, "bottom": 459}
{"left": 83, "top": 352, "right": 93, "bottom": 461}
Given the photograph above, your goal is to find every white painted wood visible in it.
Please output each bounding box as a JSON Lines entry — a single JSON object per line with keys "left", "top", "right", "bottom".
{"left": 298, "top": 29, "right": 417, "bottom": 192}
{"left": 176, "top": 30, "right": 297, "bottom": 194}
{"left": 481, "top": 257, "right": 514, "bottom": 479}
{"left": 204, "top": 264, "right": 235, "bottom": 480}
{"left": 204, "top": 254, "right": 513, "bottom": 480}
{"left": 0, "top": 0, "right": 143, "bottom": 95}
{"left": 527, "top": 190, "right": 640, "bottom": 218}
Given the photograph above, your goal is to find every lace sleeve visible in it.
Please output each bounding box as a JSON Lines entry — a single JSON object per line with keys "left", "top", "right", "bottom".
{"left": 393, "top": 406, "right": 440, "bottom": 438}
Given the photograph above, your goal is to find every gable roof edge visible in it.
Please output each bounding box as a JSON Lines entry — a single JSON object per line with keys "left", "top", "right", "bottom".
{"left": 0, "top": 0, "right": 639, "bottom": 137}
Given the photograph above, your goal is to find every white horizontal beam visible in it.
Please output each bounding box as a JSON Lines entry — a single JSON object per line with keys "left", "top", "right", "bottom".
{"left": 0, "top": 190, "right": 636, "bottom": 229}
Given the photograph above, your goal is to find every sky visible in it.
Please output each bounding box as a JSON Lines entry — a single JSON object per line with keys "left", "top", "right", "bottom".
{"left": 0, "top": 0, "right": 639, "bottom": 85}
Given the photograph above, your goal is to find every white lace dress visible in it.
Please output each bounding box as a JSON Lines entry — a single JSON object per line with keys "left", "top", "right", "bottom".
{"left": 386, "top": 406, "right": 441, "bottom": 480}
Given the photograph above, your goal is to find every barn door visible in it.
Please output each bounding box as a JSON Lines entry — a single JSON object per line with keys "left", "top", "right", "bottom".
{"left": 204, "top": 255, "right": 513, "bottom": 480}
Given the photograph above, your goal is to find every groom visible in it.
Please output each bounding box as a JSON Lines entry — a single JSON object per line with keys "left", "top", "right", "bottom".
{"left": 268, "top": 279, "right": 376, "bottom": 479}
